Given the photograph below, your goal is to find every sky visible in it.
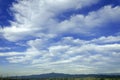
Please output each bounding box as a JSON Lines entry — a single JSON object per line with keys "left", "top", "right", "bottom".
{"left": 0, "top": 0, "right": 120, "bottom": 76}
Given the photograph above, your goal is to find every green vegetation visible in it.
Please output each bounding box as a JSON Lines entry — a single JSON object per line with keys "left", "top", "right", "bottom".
{"left": 0, "top": 77, "right": 120, "bottom": 80}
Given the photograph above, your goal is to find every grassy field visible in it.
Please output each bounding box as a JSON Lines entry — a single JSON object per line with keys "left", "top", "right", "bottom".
{"left": 0, "top": 77, "right": 120, "bottom": 80}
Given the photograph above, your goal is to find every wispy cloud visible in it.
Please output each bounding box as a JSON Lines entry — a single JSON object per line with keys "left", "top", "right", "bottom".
{"left": 1, "top": 0, "right": 100, "bottom": 41}
{"left": 0, "top": 0, "right": 120, "bottom": 75}
{"left": 1, "top": 35, "right": 120, "bottom": 74}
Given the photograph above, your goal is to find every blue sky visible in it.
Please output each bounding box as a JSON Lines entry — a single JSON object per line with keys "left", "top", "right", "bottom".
{"left": 0, "top": 0, "right": 120, "bottom": 76}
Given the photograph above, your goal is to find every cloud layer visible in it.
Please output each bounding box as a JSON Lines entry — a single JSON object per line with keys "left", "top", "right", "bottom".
{"left": 0, "top": 0, "right": 120, "bottom": 75}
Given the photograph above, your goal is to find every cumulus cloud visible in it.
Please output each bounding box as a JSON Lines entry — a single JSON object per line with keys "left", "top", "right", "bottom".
{"left": 29, "top": 36, "right": 120, "bottom": 73}
{"left": 0, "top": 0, "right": 120, "bottom": 74}
{"left": 90, "top": 36, "right": 120, "bottom": 44}
{"left": 0, "top": 0, "right": 100, "bottom": 41}
{"left": 1, "top": 35, "right": 119, "bottom": 73}
{"left": 56, "top": 6, "right": 120, "bottom": 34}
{"left": 1, "top": 4, "right": 120, "bottom": 41}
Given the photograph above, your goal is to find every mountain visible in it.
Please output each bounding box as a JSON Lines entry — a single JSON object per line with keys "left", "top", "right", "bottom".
{"left": 12, "top": 73, "right": 120, "bottom": 79}
{"left": 20, "top": 73, "right": 72, "bottom": 78}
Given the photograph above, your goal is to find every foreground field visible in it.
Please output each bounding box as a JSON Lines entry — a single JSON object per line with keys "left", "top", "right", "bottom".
{"left": 0, "top": 77, "right": 120, "bottom": 80}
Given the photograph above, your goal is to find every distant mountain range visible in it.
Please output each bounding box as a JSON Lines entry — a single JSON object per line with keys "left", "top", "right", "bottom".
{"left": 12, "top": 73, "right": 120, "bottom": 79}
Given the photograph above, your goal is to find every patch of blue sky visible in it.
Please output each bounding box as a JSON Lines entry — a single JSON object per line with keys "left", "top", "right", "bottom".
{"left": 0, "top": 0, "right": 16, "bottom": 27}
{"left": 56, "top": 0, "right": 120, "bottom": 22}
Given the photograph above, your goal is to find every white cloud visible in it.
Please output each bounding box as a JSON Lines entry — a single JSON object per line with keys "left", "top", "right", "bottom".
{"left": 1, "top": 0, "right": 100, "bottom": 41}
{"left": 2, "top": 4, "right": 120, "bottom": 41}
{"left": 1, "top": 35, "right": 119, "bottom": 74}
{"left": 0, "top": 0, "right": 120, "bottom": 75}
{"left": 56, "top": 6, "right": 120, "bottom": 34}
{"left": 6, "top": 56, "right": 27, "bottom": 63}
{"left": 0, "top": 52, "right": 25, "bottom": 56}
{"left": 90, "top": 36, "right": 120, "bottom": 44}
